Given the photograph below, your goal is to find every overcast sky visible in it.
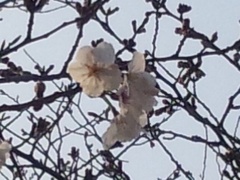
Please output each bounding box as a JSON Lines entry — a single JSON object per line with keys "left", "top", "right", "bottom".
{"left": 1, "top": 0, "right": 240, "bottom": 179}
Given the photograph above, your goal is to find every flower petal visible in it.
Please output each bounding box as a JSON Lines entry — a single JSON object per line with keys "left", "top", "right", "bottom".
{"left": 0, "top": 142, "right": 11, "bottom": 152}
{"left": 102, "top": 110, "right": 142, "bottom": 149}
{"left": 140, "top": 72, "right": 158, "bottom": 94}
{"left": 92, "top": 42, "right": 115, "bottom": 65}
{"left": 81, "top": 75, "right": 105, "bottom": 97}
{"left": 128, "top": 72, "right": 159, "bottom": 96}
{"left": 67, "top": 64, "right": 90, "bottom": 83}
{"left": 120, "top": 72, "right": 159, "bottom": 113}
{"left": 66, "top": 46, "right": 94, "bottom": 82}
{"left": 128, "top": 52, "right": 145, "bottom": 73}
{"left": 130, "top": 90, "right": 157, "bottom": 113}
{"left": 102, "top": 121, "right": 119, "bottom": 150}
{"left": 140, "top": 95, "right": 157, "bottom": 112}
{"left": 75, "top": 46, "right": 94, "bottom": 66}
{"left": 98, "top": 64, "right": 122, "bottom": 91}
{"left": 0, "top": 141, "right": 11, "bottom": 169}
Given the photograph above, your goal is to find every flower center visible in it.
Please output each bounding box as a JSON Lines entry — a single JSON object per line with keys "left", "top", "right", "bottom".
{"left": 86, "top": 64, "right": 99, "bottom": 77}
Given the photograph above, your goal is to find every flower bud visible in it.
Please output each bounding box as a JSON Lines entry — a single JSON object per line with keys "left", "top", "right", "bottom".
{"left": 34, "top": 81, "right": 46, "bottom": 98}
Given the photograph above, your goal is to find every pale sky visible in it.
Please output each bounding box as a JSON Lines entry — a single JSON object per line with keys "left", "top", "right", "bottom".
{"left": 0, "top": 0, "right": 240, "bottom": 179}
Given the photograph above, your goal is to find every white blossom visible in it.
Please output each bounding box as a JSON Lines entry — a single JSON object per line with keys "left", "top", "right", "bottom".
{"left": 102, "top": 107, "right": 144, "bottom": 150}
{"left": 102, "top": 52, "right": 158, "bottom": 149}
{"left": 67, "top": 42, "right": 122, "bottom": 97}
{"left": 125, "top": 52, "right": 159, "bottom": 113}
{"left": 0, "top": 141, "right": 11, "bottom": 169}
{"left": 117, "top": 75, "right": 148, "bottom": 126}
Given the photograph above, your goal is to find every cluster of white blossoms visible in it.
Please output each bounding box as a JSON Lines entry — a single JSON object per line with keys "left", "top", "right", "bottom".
{"left": 0, "top": 141, "right": 11, "bottom": 169}
{"left": 67, "top": 41, "right": 159, "bottom": 149}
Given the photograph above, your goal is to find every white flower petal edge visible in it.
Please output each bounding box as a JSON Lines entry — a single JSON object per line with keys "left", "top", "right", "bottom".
{"left": 72, "top": 46, "right": 94, "bottom": 66}
{"left": 92, "top": 42, "right": 115, "bottom": 65}
{"left": 0, "top": 141, "right": 11, "bottom": 169}
{"left": 66, "top": 42, "right": 122, "bottom": 97}
{"left": 66, "top": 46, "right": 94, "bottom": 84}
{"left": 128, "top": 51, "right": 145, "bottom": 73}
{"left": 102, "top": 109, "right": 143, "bottom": 150}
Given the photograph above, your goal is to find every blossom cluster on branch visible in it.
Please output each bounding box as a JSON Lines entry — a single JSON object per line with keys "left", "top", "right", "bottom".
{"left": 67, "top": 41, "right": 159, "bottom": 149}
